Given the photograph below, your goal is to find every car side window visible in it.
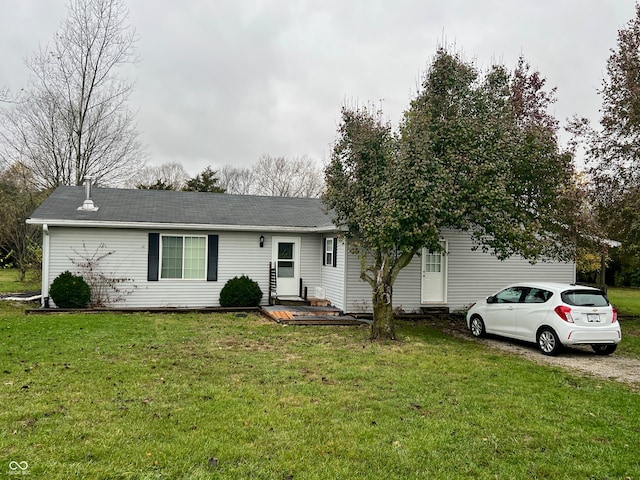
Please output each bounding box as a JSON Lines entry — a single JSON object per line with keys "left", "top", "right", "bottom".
{"left": 524, "top": 288, "right": 552, "bottom": 303}
{"left": 495, "top": 287, "right": 525, "bottom": 303}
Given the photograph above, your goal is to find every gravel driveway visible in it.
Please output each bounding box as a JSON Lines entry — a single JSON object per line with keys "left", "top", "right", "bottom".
{"left": 435, "top": 318, "right": 640, "bottom": 390}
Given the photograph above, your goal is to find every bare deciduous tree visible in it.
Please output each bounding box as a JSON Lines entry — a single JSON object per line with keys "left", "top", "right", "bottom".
{"left": 217, "top": 156, "right": 324, "bottom": 197}
{"left": 251, "top": 154, "right": 324, "bottom": 197}
{"left": 217, "top": 164, "right": 255, "bottom": 195}
{"left": 126, "top": 162, "right": 189, "bottom": 190}
{"left": 0, "top": 0, "right": 145, "bottom": 188}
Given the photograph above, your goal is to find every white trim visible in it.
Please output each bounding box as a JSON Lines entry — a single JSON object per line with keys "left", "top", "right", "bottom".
{"left": 41, "top": 224, "right": 50, "bottom": 307}
{"left": 324, "top": 237, "right": 334, "bottom": 265}
{"left": 26, "top": 218, "right": 338, "bottom": 233}
{"left": 341, "top": 238, "right": 349, "bottom": 311}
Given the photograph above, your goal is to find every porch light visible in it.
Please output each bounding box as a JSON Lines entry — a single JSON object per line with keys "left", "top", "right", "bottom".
{"left": 259, "top": 235, "right": 265, "bottom": 248}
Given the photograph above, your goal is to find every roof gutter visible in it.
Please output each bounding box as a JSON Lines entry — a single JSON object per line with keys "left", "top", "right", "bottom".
{"left": 26, "top": 218, "right": 340, "bottom": 233}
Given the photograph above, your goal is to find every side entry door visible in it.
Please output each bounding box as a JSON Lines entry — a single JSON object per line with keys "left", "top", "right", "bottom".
{"left": 421, "top": 242, "right": 447, "bottom": 303}
{"left": 272, "top": 237, "right": 301, "bottom": 297}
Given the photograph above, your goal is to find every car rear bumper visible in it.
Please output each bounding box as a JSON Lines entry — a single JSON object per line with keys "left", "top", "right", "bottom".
{"left": 562, "top": 328, "right": 621, "bottom": 345}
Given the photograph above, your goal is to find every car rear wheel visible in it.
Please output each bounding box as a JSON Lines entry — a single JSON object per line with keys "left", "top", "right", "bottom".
{"left": 591, "top": 344, "right": 617, "bottom": 355}
{"left": 537, "top": 327, "right": 562, "bottom": 356}
{"left": 469, "top": 315, "right": 485, "bottom": 338}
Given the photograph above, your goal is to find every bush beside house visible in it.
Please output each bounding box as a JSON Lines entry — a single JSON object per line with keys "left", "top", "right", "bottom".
{"left": 219, "top": 275, "right": 262, "bottom": 307}
{"left": 49, "top": 271, "right": 91, "bottom": 308}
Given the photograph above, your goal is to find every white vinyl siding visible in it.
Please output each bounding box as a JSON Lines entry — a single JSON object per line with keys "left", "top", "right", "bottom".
{"left": 344, "top": 229, "right": 575, "bottom": 313}
{"left": 43, "top": 225, "right": 574, "bottom": 312}
{"left": 444, "top": 229, "right": 575, "bottom": 311}
{"left": 297, "top": 233, "right": 322, "bottom": 298}
{"left": 321, "top": 237, "right": 346, "bottom": 311}
{"left": 47, "top": 227, "right": 146, "bottom": 307}
{"left": 45, "top": 227, "right": 325, "bottom": 308}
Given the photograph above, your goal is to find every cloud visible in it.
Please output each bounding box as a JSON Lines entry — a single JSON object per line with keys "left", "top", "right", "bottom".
{"left": 1, "top": 0, "right": 637, "bottom": 175}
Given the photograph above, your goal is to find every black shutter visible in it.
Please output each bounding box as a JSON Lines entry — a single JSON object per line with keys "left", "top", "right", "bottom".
{"left": 148, "top": 233, "right": 159, "bottom": 281}
{"left": 322, "top": 238, "right": 327, "bottom": 266}
{"left": 332, "top": 237, "right": 338, "bottom": 267}
{"left": 207, "top": 235, "right": 219, "bottom": 281}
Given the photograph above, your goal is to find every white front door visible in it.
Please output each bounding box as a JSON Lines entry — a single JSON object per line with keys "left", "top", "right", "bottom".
{"left": 421, "top": 242, "right": 447, "bottom": 303}
{"left": 273, "top": 237, "right": 301, "bottom": 296}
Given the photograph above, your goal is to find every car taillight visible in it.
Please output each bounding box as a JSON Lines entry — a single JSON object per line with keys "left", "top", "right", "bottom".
{"left": 554, "top": 305, "right": 575, "bottom": 323}
{"left": 612, "top": 306, "right": 618, "bottom": 323}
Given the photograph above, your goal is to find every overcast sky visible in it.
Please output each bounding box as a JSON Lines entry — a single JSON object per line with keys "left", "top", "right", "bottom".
{"left": 1, "top": 1, "right": 637, "bottom": 176}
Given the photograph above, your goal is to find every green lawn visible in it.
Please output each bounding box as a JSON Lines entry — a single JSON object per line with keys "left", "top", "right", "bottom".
{"left": 0, "top": 268, "right": 40, "bottom": 294}
{"left": 608, "top": 286, "right": 640, "bottom": 316}
{"left": 0, "top": 303, "right": 638, "bottom": 479}
{"left": 605, "top": 287, "right": 640, "bottom": 358}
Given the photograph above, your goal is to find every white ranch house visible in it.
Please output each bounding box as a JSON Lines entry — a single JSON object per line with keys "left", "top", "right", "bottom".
{"left": 27, "top": 184, "right": 576, "bottom": 312}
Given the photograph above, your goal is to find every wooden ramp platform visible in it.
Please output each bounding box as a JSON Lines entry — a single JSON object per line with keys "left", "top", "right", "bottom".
{"left": 261, "top": 305, "right": 370, "bottom": 326}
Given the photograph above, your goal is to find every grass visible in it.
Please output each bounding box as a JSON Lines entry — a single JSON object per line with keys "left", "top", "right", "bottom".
{"left": 0, "top": 268, "right": 40, "bottom": 294}
{"left": 605, "top": 287, "right": 640, "bottom": 358}
{"left": 608, "top": 286, "right": 640, "bottom": 316}
{"left": 0, "top": 303, "right": 639, "bottom": 479}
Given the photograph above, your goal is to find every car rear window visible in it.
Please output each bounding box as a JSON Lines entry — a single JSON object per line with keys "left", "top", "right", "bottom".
{"left": 561, "top": 289, "right": 610, "bottom": 307}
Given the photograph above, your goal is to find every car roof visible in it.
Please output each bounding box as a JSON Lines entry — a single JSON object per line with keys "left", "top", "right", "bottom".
{"left": 503, "top": 282, "right": 603, "bottom": 293}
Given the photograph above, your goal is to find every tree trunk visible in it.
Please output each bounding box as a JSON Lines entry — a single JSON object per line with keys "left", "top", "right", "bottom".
{"left": 371, "top": 280, "right": 396, "bottom": 340}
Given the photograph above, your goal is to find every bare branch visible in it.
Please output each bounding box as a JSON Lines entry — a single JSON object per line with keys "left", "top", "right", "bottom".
{"left": 251, "top": 154, "right": 324, "bottom": 198}
{"left": 217, "top": 164, "right": 256, "bottom": 195}
{"left": 125, "top": 162, "right": 189, "bottom": 190}
{"left": 0, "top": 0, "right": 145, "bottom": 188}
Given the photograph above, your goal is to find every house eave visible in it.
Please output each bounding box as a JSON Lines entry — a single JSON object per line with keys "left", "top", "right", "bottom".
{"left": 26, "top": 218, "right": 339, "bottom": 233}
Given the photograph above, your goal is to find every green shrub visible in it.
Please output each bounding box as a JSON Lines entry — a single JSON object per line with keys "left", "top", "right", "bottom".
{"left": 219, "top": 275, "right": 263, "bottom": 307}
{"left": 49, "top": 271, "right": 91, "bottom": 308}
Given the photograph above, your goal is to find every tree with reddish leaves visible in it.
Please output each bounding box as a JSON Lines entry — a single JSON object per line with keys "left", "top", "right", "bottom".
{"left": 325, "top": 49, "right": 578, "bottom": 340}
{"left": 569, "top": 4, "right": 640, "bottom": 273}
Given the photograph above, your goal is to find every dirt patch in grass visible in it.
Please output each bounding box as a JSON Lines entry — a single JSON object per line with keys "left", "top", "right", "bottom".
{"left": 429, "top": 317, "right": 640, "bottom": 389}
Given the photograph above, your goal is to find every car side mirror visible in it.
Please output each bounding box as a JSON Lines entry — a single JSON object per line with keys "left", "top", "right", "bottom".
{"left": 487, "top": 295, "right": 496, "bottom": 304}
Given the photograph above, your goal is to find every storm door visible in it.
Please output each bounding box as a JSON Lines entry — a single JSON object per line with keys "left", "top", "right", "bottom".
{"left": 272, "top": 237, "right": 301, "bottom": 296}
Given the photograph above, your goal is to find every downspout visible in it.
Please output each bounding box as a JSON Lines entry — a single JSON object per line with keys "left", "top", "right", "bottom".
{"left": 41, "top": 224, "right": 50, "bottom": 307}
{"left": 342, "top": 238, "right": 348, "bottom": 313}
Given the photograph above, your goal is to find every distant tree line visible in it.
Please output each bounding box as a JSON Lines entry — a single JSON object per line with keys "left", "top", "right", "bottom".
{"left": 128, "top": 154, "right": 324, "bottom": 198}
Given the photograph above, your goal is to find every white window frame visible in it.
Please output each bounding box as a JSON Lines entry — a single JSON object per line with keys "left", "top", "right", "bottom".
{"left": 160, "top": 235, "right": 207, "bottom": 280}
{"left": 325, "top": 238, "right": 334, "bottom": 266}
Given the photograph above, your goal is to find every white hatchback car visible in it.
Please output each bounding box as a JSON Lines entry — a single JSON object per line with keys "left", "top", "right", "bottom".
{"left": 466, "top": 283, "right": 621, "bottom": 356}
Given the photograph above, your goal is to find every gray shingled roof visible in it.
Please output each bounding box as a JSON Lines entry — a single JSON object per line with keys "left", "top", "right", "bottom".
{"left": 28, "top": 186, "right": 336, "bottom": 230}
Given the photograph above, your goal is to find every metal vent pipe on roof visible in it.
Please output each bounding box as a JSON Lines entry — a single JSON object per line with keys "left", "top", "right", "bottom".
{"left": 78, "top": 177, "right": 99, "bottom": 211}
{"left": 84, "top": 176, "right": 92, "bottom": 200}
